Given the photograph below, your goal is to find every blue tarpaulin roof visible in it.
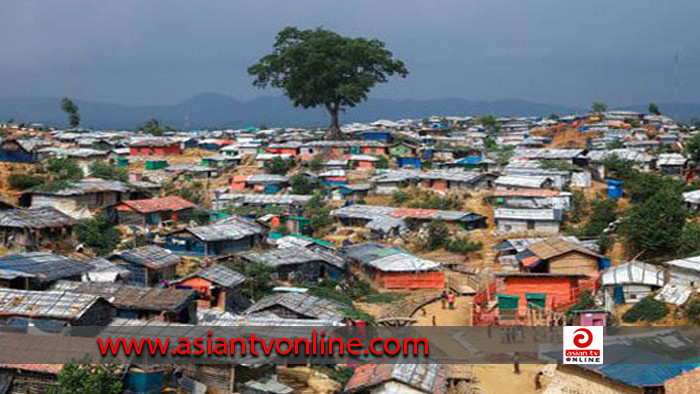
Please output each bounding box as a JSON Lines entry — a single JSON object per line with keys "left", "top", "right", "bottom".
{"left": 580, "top": 345, "right": 694, "bottom": 387}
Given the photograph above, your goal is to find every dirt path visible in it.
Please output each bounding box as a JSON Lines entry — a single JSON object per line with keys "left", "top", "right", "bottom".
{"left": 412, "top": 294, "right": 472, "bottom": 326}
{"left": 472, "top": 364, "right": 551, "bottom": 394}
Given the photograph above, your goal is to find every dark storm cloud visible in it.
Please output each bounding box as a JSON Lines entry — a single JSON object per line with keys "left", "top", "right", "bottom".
{"left": 1, "top": 0, "right": 699, "bottom": 106}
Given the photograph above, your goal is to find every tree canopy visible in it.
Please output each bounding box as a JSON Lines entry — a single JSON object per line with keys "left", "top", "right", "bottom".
{"left": 89, "top": 161, "right": 128, "bottom": 182}
{"left": 264, "top": 156, "right": 295, "bottom": 175}
{"left": 619, "top": 188, "right": 688, "bottom": 258}
{"left": 45, "top": 158, "right": 84, "bottom": 181}
{"left": 75, "top": 216, "right": 122, "bottom": 255}
{"left": 248, "top": 27, "right": 408, "bottom": 140}
{"left": 591, "top": 101, "right": 608, "bottom": 114}
{"left": 684, "top": 132, "right": 700, "bottom": 161}
{"left": 60, "top": 97, "right": 81, "bottom": 128}
{"left": 49, "top": 362, "right": 123, "bottom": 394}
{"left": 139, "top": 118, "right": 174, "bottom": 136}
{"left": 648, "top": 102, "right": 660, "bottom": 115}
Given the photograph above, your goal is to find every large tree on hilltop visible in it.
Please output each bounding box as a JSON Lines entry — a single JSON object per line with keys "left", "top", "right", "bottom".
{"left": 60, "top": 97, "right": 80, "bottom": 128}
{"left": 248, "top": 27, "right": 408, "bottom": 140}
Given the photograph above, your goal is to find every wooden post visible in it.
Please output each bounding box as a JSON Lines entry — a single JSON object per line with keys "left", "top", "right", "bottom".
{"left": 228, "top": 365, "right": 235, "bottom": 393}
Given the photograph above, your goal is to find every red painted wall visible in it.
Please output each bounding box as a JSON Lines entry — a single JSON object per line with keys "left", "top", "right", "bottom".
{"left": 130, "top": 144, "right": 182, "bottom": 156}
{"left": 501, "top": 276, "right": 579, "bottom": 309}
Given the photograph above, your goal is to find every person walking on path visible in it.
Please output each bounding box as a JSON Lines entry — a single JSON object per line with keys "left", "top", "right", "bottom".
{"left": 513, "top": 352, "right": 521, "bottom": 374}
{"left": 440, "top": 290, "right": 448, "bottom": 310}
{"left": 534, "top": 371, "right": 543, "bottom": 390}
{"left": 447, "top": 292, "right": 456, "bottom": 310}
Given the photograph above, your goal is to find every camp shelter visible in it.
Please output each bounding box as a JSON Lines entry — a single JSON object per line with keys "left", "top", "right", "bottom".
{"left": 0, "top": 139, "right": 39, "bottom": 163}
{"left": 129, "top": 138, "right": 182, "bottom": 156}
{"left": 345, "top": 364, "right": 447, "bottom": 394}
{"left": 521, "top": 237, "right": 603, "bottom": 275}
{"left": 0, "top": 206, "right": 76, "bottom": 250}
{"left": 51, "top": 280, "right": 198, "bottom": 323}
{"left": 165, "top": 215, "right": 266, "bottom": 257}
{"left": 0, "top": 252, "right": 92, "bottom": 290}
{"left": 343, "top": 243, "right": 444, "bottom": 290}
{"left": 244, "top": 292, "right": 345, "bottom": 323}
{"left": 109, "top": 245, "right": 182, "bottom": 287}
{"left": 26, "top": 178, "right": 130, "bottom": 219}
{"left": 241, "top": 245, "right": 347, "bottom": 283}
{"left": 0, "top": 287, "right": 115, "bottom": 326}
{"left": 115, "top": 196, "right": 196, "bottom": 227}
{"left": 494, "top": 208, "right": 563, "bottom": 234}
{"left": 170, "top": 265, "right": 247, "bottom": 312}
{"left": 551, "top": 346, "right": 693, "bottom": 394}
{"left": 493, "top": 272, "right": 590, "bottom": 312}
{"left": 601, "top": 261, "right": 664, "bottom": 308}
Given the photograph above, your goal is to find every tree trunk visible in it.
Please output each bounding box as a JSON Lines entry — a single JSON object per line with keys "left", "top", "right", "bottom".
{"left": 325, "top": 105, "right": 344, "bottom": 141}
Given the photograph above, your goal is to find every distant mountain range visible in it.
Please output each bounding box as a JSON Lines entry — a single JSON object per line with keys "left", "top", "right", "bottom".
{"left": 0, "top": 93, "right": 698, "bottom": 129}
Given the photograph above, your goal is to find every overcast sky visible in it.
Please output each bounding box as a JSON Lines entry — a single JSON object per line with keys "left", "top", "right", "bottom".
{"left": 2, "top": 0, "right": 699, "bottom": 107}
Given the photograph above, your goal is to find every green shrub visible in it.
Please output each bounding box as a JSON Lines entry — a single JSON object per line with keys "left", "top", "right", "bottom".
{"left": 426, "top": 220, "right": 450, "bottom": 250}
{"left": 365, "top": 292, "right": 406, "bottom": 304}
{"left": 89, "top": 161, "right": 127, "bottom": 182}
{"left": 408, "top": 195, "right": 462, "bottom": 210}
{"left": 8, "top": 173, "right": 44, "bottom": 190}
{"left": 392, "top": 189, "right": 410, "bottom": 205}
{"left": 45, "top": 158, "right": 83, "bottom": 181}
{"left": 684, "top": 300, "right": 700, "bottom": 323}
{"left": 445, "top": 238, "right": 483, "bottom": 254}
{"left": 75, "top": 216, "right": 121, "bottom": 255}
{"left": 622, "top": 297, "right": 669, "bottom": 323}
{"left": 375, "top": 155, "right": 390, "bottom": 169}
{"left": 566, "top": 290, "right": 596, "bottom": 321}
{"left": 230, "top": 261, "right": 275, "bottom": 301}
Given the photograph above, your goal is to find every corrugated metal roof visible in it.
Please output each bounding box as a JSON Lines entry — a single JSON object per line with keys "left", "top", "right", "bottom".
{"left": 31, "top": 178, "right": 129, "bottom": 196}
{"left": 332, "top": 204, "right": 483, "bottom": 223}
{"left": 345, "top": 364, "right": 447, "bottom": 394}
{"left": 0, "top": 253, "right": 91, "bottom": 282}
{"left": 245, "top": 246, "right": 346, "bottom": 269}
{"left": 370, "top": 169, "right": 421, "bottom": 183}
{"left": 174, "top": 264, "right": 246, "bottom": 288}
{"left": 366, "top": 215, "right": 408, "bottom": 234}
{"left": 51, "top": 280, "right": 196, "bottom": 312}
{"left": 657, "top": 153, "right": 687, "bottom": 166}
{"left": 0, "top": 288, "right": 101, "bottom": 320}
{"left": 419, "top": 169, "right": 486, "bottom": 183}
{"left": 307, "top": 140, "right": 385, "bottom": 147}
{"left": 319, "top": 169, "right": 347, "bottom": 177}
{"left": 186, "top": 222, "right": 261, "bottom": 242}
{"left": 0, "top": 206, "right": 76, "bottom": 228}
{"left": 216, "top": 193, "right": 312, "bottom": 206}
{"left": 492, "top": 236, "right": 596, "bottom": 253}
{"left": 585, "top": 148, "right": 655, "bottom": 163}
{"left": 491, "top": 189, "right": 566, "bottom": 197}
{"left": 247, "top": 174, "right": 289, "bottom": 183}
{"left": 244, "top": 293, "right": 345, "bottom": 322}
{"left": 130, "top": 137, "right": 178, "bottom": 147}
{"left": 332, "top": 204, "right": 396, "bottom": 220}
{"left": 112, "top": 245, "right": 181, "bottom": 270}
{"left": 513, "top": 148, "right": 584, "bottom": 160}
